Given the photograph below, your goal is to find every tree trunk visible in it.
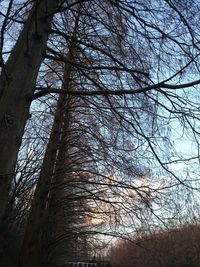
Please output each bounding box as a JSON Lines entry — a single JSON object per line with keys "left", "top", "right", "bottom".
{"left": 17, "top": 93, "right": 66, "bottom": 267}
{"left": 18, "top": 18, "right": 80, "bottom": 264}
{"left": 0, "top": 0, "right": 59, "bottom": 223}
{"left": 43, "top": 94, "right": 76, "bottom": 267}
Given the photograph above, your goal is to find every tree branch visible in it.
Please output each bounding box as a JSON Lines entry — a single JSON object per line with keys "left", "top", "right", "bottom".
{"left": 32, "top": 79, "right": 200, "bottom": 100}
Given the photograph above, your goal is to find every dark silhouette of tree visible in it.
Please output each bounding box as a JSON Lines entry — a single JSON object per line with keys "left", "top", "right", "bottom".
{"left": 1, "top": 1, "right": 200, "bottom": 266}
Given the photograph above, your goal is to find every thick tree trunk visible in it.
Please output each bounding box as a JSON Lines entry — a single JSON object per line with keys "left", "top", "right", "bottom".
{"left": 17, "top": 93, "right": 66, "bottom": 267}
{"left": 43, "top": 95, "right": 75, "bottom": 267}
{"left": 39, "top": 17, "right": 82, "bottom": 265}
{"left": 0, "top": 0, "right": 59, "bottom": 223}
{"left": 18, "top": 29, "right": 79, "bottom": 265}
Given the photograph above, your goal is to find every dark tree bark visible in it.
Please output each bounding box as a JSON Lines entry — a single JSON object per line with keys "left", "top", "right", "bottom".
{"left": 0, "top": 0, "right": 59, "bottom": 223}
{"left": 17, "top": 92, "right": 65, "bottom": 267}
{"left": 18, "top": 16, "right": 80, "bottom": 265}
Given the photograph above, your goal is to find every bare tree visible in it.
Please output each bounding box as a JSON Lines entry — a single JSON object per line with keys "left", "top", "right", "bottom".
{"left": 18, "top": 4, "right": 154, "bottom": 265}
{"left": 1, "top": 1, "right": 200, "bottom": 266}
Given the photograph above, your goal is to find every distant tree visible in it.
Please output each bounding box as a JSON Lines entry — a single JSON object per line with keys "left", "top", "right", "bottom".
{"left": 110, "top": 222, "right": 200, "bottom": 267}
